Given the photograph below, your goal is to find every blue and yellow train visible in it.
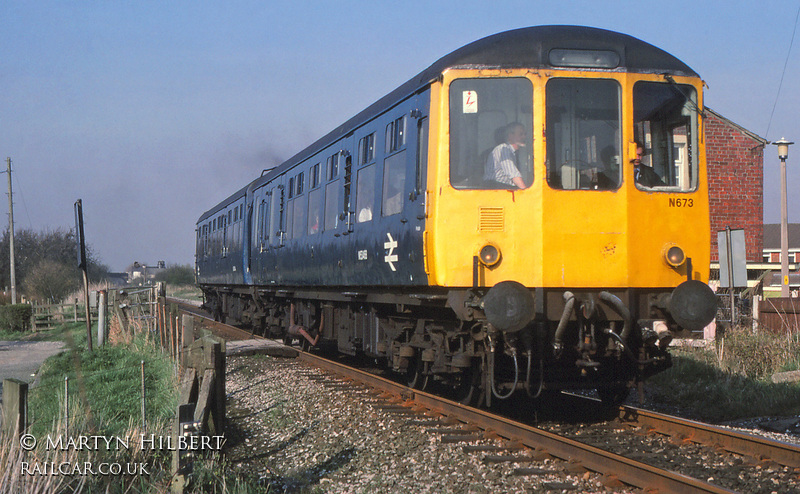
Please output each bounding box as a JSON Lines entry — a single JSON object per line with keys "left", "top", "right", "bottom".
{"left": 196, "top": 26, "right": 716, "bottom": 406}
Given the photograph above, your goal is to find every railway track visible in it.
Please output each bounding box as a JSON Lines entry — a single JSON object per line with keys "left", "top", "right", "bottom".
{"left": 173, "top": 301, "right": 800, "bottom": 492}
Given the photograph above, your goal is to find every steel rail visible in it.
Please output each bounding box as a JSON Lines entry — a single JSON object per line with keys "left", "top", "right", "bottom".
{"left": 619, "top": 405, "right": 800, "bottom": 468}
{"left": 298, "top": 351, "right": 735, "bottom": 494}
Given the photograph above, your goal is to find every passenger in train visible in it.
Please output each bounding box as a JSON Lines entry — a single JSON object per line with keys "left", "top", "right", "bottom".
{"left": 484, "top": 122, "right": 529, "bottom": 189}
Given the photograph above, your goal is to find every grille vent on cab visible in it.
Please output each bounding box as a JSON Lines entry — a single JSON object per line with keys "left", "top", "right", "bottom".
{"left": 479, "top": 207, "right": 504, "bottom": 231}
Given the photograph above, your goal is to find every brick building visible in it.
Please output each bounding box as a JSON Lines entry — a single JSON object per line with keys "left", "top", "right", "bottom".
{"left": 705, "top": 108, "right": 767, "bottom": 262}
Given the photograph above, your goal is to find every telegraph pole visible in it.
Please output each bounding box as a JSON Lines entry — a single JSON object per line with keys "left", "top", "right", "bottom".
{"left": 5, "top": 158, "right": 16, "bottom": 304}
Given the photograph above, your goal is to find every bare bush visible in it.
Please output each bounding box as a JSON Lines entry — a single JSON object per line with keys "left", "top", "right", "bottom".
{"left": 21, "top": 260, "right": 80, "bottom": 303}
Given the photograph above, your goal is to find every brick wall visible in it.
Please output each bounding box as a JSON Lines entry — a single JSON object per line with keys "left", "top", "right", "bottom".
{"left": 705, "top": 109, "right": 765, "bottom": 262}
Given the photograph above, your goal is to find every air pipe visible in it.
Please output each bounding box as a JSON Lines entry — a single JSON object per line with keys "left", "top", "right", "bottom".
{"left": 552, "top": 291, "right": 576, "bottom": 355}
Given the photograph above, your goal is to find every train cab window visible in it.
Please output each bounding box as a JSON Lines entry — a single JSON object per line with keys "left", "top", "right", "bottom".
{"left": 633, "top": 81, "right": 698, "bottom": 192}
{"left": 358, "top": 133, "right": 375, "bottom": 165}
{"left": 449, "top": 78, "right": 533, "bottom": 189}
{"left": 546, "top": 78, "right": 621, "bottom": 190}
{"left": 356, "top": 164, "right": 375, "bottom": 223}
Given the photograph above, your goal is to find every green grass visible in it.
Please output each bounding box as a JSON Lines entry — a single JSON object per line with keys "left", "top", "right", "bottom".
{"left": 168, "top": 283, "right": 203, "bottom": 301}
{"left": 0, "top": 322, "right": 89, "bottom": 342}
{"left": 1, "top": 321, "right": 179, "bottom": 492}
{"left": 27, "top": 322, "right": 178, "bottom": 437}
{"left": 646, "top": 327, "right": 800, "bottom": 422}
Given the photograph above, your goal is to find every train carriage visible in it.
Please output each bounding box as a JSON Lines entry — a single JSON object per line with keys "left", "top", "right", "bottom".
{"left": 196, "top": 25, "right": 716, "bottom": 407}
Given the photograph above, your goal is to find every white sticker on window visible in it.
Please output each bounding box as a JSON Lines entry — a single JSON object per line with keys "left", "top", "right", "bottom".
{"left": 462, "top": 91, "right": 478, "bottom": 114}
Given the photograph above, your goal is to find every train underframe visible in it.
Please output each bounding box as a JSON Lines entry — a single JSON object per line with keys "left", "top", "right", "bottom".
{"left": 201, "top": 284, "right": 678, "bottom": 407}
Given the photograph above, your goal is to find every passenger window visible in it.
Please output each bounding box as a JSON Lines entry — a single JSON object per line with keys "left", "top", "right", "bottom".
{"left": 386, "top": 116, "right": 406, "bottom": 153}
{"left": 449, "top": 78, "right": 533, "bottom": 189}
{"left": 325, "top": 180, "right": 340, "bottom": 231}
{"left": 546, "top": 78, "right": 621, "bottom": 190}
{"left": 382, "top": 151, "right": 406, "bottom": 217}
{"left": 310, "top": 164, "right": 320, "bottom": 188}
{"left": 292, "top": 197, "right": 306, "bottom": 239}
{"left": 356, "top": 165, "right": 375, "bottom": 223}
{"left": 327, "top": 153, "right": 339, "bottom": 179}
{"left": 358, "top": 133, "right": 375, "bottom": 165}
{"left": 633, "top": 81, "right": 698, "bottom": 191}
{"left": 308, "top": 188, "right": 322, "bottom": 235}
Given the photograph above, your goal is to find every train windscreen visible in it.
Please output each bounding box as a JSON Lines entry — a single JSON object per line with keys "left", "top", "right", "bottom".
{"left": 449, "top": 78, "right": 533, "bottom": 190}
{"left": 546, "top": 78, "right": 622, "bottom": 191}
{"left": 633, "top": 81, "right": 699, "bottom": 192}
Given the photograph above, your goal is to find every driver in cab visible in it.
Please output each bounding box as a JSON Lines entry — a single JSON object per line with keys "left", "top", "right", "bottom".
{"left": 484, "top": 122, "right": 529, "bottom": 189}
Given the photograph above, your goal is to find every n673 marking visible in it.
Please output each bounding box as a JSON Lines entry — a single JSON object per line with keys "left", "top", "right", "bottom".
{"left": 669, "top": 198, "right": 694, "bottom": 208}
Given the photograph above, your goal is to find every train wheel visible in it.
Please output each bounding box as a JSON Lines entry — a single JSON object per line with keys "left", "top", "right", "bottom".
{"left": 405, "top": 354, "right": 428, "bottom": 390}
{"left": 452, "top": 363, "right": 482, "bottom": 406}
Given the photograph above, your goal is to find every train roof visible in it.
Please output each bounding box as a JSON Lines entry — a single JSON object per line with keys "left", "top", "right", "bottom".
{"left": 199, "top": 25, "right": 699, "bottom": 223}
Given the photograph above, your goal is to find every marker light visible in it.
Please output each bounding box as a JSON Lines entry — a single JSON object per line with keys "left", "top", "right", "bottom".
{"left": 665, "top": 245, "right": 686, "bottom": 267}
{"left": 479, "top": 244, "right": 501, "bottom": 267}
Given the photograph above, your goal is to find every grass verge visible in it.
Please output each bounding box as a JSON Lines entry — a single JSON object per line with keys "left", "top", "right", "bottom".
{"left": 646, "top": 326, "right": 800, "bottom": 422}
{"left": 3, "top": 321, "right": 177, "bottom": 493}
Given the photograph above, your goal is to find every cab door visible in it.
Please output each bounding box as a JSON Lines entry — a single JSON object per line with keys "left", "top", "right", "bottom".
{"left": 541, "top": 76, "right": 628, "bottom": 288}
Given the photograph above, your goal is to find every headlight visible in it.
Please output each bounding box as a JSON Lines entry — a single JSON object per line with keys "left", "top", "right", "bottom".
{"left": 478, "top": 243, "right": 501, "bottom": 267}
{"left": 664, "top": 244, "right": 685, "bottom": 268}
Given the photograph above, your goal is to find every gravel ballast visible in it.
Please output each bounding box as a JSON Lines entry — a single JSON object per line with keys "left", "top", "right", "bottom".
{"left": 224, "top": 355, "right": 627, "bottom": 493}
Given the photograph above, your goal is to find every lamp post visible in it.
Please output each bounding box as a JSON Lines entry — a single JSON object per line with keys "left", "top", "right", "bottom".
{"left": 774, "top": 138, "right": 794, "bottom": 298}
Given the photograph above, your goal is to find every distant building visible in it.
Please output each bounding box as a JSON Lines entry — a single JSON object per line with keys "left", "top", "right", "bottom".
{"left": 126, "top": 261, "right": 166, "bottom": 285}
{"left": 760, "top": 224, "right": 800, "bottom": 294}
{"left": 762, "top": 224, "right": 800, "bottom": 265}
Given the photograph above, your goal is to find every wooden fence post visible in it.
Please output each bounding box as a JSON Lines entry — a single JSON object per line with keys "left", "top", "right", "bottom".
{"left": 185, "top": 338, "right": 226, "bottom": 434}
{"left": 29, "top": 301, "right": 35, "bottom": 332}
{"left": 1, "top": 379, "right": 28, "bottom": 437}
{"left": 181, "top": 315, "right": 194, "bottom": 367}
{"left": 171, "top": 403, "right": 195, "bottom": 494}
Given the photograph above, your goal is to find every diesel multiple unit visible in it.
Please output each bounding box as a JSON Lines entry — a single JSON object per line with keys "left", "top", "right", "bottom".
{"left": 196, "top": 26, "right": 716, "bottom": 406}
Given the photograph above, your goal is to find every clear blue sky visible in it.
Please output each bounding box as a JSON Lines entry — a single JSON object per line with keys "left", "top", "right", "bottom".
{"left": 2, "top": 1, "right": 799, "bottom": 270}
